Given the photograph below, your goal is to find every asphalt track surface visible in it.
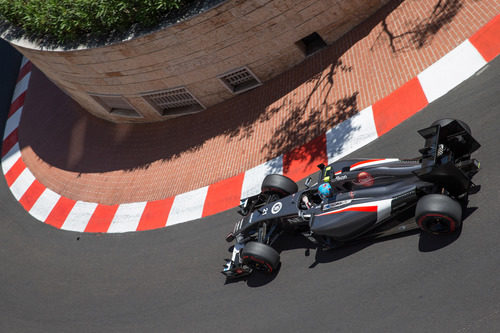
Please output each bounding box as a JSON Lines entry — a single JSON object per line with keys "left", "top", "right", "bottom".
{"left": 1, "top": 51, "right": 499, "bottom": 332}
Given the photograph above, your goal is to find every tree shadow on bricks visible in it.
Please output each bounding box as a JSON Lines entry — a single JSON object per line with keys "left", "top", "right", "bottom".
{"left": 18, "top": 0, "right": 403, "bottom": 176}
{"left": 372, "top": 0, "right": 464, "bottom": 53}
{"left": 262, "top": 60, "right": 358, "bottom": 167}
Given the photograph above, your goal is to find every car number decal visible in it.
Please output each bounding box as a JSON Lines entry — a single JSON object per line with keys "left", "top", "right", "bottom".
{"left": 271, "top": 202, "right": 282, "bottom": 214}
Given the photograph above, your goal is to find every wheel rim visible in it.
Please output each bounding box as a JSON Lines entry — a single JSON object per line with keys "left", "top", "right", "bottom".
{"left": 243, "top": 255, "right": 273, "bottom": 272}
{"left": 428, "top": 218, "right": 451, "bottom": 233}
{"left": 252, "top": 262, "right": 269, "bottom": 271}
{"left": 419, "top": 213, "right": 456, "bottom": 234}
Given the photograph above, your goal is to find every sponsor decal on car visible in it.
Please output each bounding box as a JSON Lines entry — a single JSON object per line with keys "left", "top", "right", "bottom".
{"left": 323, "top": 199, "right": 352, "bottom": 210}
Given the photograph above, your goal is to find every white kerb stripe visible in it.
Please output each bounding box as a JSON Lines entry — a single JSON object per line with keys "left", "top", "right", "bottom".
{"left": 4, "top": 106, "right": 23, "bottom": 140}
{"left": 417, "top": 40, "right": 487, "bottom": 103}
{"left": 10, "top": 168, "right": 35, "bottom": 200}
{"left": 60, "top": 201, "right": 98, "bottom": 232}
{"left": 326, "top": 106, "right": 378, "bottom": 164}
{"left": 20, "top": 57, "right": 29, "bottom": 69}
{"left": 1, "top": 144, "right": 22, "bottom": 175}
{"left": 29, "top": 188, "right": 61, "bottom": 222}
{"left": 167, "top": 186, "right": 209, "bottom": 226}
{"left": 240, "top": 155, "right": 284, "bottom": 199}
{"left": 11, "top": 72, "right": 31, "bottom": 103}
{"left": 107, "top": 202, "right": 147, "bottom": 233}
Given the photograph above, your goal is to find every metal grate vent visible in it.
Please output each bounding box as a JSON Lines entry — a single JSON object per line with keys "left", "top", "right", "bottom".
{"left": 218, "top": 66, "right": 261, "bottom": 94}
{"left": 143, "top": 87, "right": 205, "bottom": 117}
{"left": 90, "top": 94, "right": 141, "bottom": 118}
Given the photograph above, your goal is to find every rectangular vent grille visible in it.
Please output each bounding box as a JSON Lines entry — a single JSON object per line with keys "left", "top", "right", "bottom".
{"left": 143, "top": 87, "right": 204, "bottom": 117}
{"left": 90, "top": 94, "right": 141, "bottom": 118}
{"left": 218, "top": 66, "right": 261, "bottom": 94}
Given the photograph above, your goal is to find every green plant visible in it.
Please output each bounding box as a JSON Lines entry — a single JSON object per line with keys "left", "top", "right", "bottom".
{"left": 0, "top": 0, "right": 188, "bottom": 44}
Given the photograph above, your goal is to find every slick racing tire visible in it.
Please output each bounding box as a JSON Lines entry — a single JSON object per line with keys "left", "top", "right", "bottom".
{"left": 241, "top": 242, "right": 280, "bottom": 273}
{"left": 432, "top": 118, "right": 471, "bottom": 135}
{"left": 261, "top": 174, "right": 298, "bottom": 198}
{"left": 415, "top": 194, "right": 462, "bottom": 235}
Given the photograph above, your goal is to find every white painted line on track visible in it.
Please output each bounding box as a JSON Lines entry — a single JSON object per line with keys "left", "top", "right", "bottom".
{"left": 1, "top": 146, "right": 22, "bottom": 175}
{"left": 107, "top": 201, "right": 147, "bottom": 233}
{"left": 10, "top": 168, "right": 35, "bottom": 200}
{"left": 240, "top": 155, "right": 284, "bottom": 199}
{"left": 418, "top": 40, "right": 487, "bottom": 103}
{"left": 475, "top": 63, "right": 490, "bottom": 77}
{"left": 61, "top": 201, "right": 98, "bottom": 232}
{"left": 326, "top": 106, "right": 379, "bottom": 164}
{"left": 29, "top": 188, "right": 61, "bottom": 222}
{"left": 167, "top": 186, "right": 209, "bottom": 226}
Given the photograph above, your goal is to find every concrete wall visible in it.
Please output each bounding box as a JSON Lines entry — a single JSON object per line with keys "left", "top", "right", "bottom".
{"left": 7, "top": 0, "right": 390, "bottom": 123}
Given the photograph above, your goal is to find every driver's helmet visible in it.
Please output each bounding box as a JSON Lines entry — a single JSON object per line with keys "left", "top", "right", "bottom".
{"left": 318, "top": 183, "right": 333, "bottom": 198}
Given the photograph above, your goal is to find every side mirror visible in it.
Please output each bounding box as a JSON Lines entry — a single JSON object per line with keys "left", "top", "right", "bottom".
{"left": 304, "top": 177, "right": 312, "bottom": 188}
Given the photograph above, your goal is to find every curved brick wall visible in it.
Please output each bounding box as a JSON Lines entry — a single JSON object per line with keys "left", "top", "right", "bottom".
{"left": 5, "top": 0, "right": 390, "bottom": 123}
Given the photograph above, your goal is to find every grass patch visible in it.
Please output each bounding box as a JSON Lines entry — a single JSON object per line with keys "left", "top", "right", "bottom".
{"left": 0, "top": 0, "right": 191, "bottom": 45}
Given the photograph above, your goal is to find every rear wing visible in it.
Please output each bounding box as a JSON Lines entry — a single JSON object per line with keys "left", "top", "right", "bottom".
{"left": 417, "top": 120, "right": 480, "bottom": 167}
{"left": 414, "top": 120, "right": 480, "bottom": 196}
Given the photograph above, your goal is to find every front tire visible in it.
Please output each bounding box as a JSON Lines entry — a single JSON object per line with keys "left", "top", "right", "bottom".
{"left": 261, "top": 174, "right": 298, "bottom": 198}
{"left": 241, "top": 242, "right": 280, "bottom": 273}
{"left": 416, "top": 194, "right": 462, "bottom": 235}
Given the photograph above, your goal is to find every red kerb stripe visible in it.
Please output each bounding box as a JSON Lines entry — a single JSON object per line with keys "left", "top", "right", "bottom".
{"left": 283, "top": 134, "right": 328, "bottom": 182}
{"left": 372, "top": 77, "right": 428, "bottom": 136}
{"left": 5, "top": 157, "right": 26, "bottom": 187}
{"left": 19, "top": 180, "right": 46, "bottom": 211}
{"left": 136, "top": 197, "right": 175, "bottom": 231}
{"left": 8, "top": 92, "right": 26, "bottom": 118}
{"left": 469, "top": 14, "right": 500, "bottom": 62}
{"left": 84, "top": 205, "right": 119, "bottom": 233}
{"left": 202, "top": 173, "right": 245, "bottom": 217}
{"left": 2, "top": 128, "right": 19, "bottom": 158}
{"left": 45, "top": 197, "right": 77, "bottom": 229}
{"left": 16, "top": 62, "right": 32, "bottom": 83}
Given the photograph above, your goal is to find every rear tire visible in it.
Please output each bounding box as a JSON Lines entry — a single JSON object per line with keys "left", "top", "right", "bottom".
{"left": 432, "top": 118, "right": 471, "bottom": 135}
{"left": 241, "top": 242, "right": 280, "bottom": 273}
{"left": 261, "top": 174, "right": 298, "bottom": 198}
{"left": 416, "top": 194, "right": 462, "bottom": 235}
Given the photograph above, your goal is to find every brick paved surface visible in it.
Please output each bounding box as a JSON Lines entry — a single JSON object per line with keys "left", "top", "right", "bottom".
{"left": 18, "top": 0, "right": 499, "bottom": 205}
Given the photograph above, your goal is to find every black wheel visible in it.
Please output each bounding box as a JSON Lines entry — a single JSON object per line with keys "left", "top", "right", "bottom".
{"left": 261, "top": 174, "right": 298, "bottom": 197}
{"left": 415, "top": 194, "right": 462, "bottom": 235}
{"left": 432, "top": 118, "right": 471, "bottom": 135}
{"left": 241, "top": 242, "right": 280, "bottom": 273}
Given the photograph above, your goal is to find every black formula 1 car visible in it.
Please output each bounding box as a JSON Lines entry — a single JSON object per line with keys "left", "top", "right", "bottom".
{"left": 222, "top": 119, "right": 481, "bottom": 279}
